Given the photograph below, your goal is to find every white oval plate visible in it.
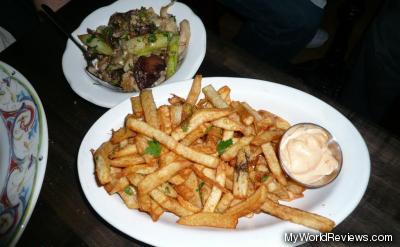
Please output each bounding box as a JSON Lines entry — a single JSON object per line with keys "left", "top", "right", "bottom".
{"left": 78, "top": 77, "right": 370, "bottom": 247}
{"left": 62, "top": 0, "right": 206, "bottom": 108}
{"left": 0, "top": 61, "right": 48, "bottom": 247}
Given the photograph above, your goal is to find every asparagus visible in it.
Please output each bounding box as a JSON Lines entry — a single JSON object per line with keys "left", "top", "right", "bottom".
{"left": 166, "top": 35, "right": 179, "bottom": 78}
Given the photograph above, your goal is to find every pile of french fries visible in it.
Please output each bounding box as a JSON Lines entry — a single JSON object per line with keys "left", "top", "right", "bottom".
{"left": 92, "top": 75, "right": 335, "bottom": 232}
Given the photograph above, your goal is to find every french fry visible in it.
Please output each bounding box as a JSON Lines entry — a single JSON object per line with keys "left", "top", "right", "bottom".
{"left": 251, "top": 129, "right": 284, "bottom": 146}
{"left": 202, "top": 84, "right": 229, "bottom": 108}
{"left": 184, "top": 172, "right": 203, "bottom": 208}
{"left": 118, "top": 186, "right": 139, "bottom": 209}
{"left": 104, "top": 176, "right": 129, "bottom": 195}
{"left": 276, "top": 116, "right": 291, "bottom": 130}
{"left": 191, "top": 166, "right": 230, "bottom": 194}
{"left": 93, "top": 142, "right": 114, "bottom": 185}
{"left": 171, "top": 108, "right": 232, "bottom": 141}
{"left": 169, "top": 174, "right": 187, "bottom": 185}
{"left": 109, "top": 143, "right": 138, "bottom": 159}
{"left": 110, "top": 154, "right": 145, "bottom": 167}
{"left": 203, "top": 163, "right": 226, "bottom": 212}
{"left": 168, "top": 94, "right": 186, "bottom": 105}
{"left": 140, "top": 89, "right": 160, "bottom": 129}
{"left": 170, "top": 104, "right": 183, "bottom": 129}
{"left": 180, "top": 123, "right": 210, "bottom": 146}
{"left": 150, "top": 188, "right": 193, "bottom": 217}
{"left": 186, "top": 75, "right": 202, "bottom": 105}
{"left": 231, "top": 101, "right": 254, "bottom": 126}
{"left": 149, "top": 199, "right": 164, "bottom": 221}
{"left": 215, "top": 192, "right": 234, "bottom": 213}
{"left": 175, "top": 144, "right": 219, "bottom": 168}
{"left": 122, "top": 164, "right": 158, "bottom": 176}
{"left": 221, "top": 135, "right": 254, "bottom": 161}
{"left": 241, "top": 102, "right": 262, "bottom": 121}
{"left": 127, "top": 173, "right": 145, "bottom": 186}
{"left": 111, "top": 127, "right": 135, "bottom": 144}
{"left": 222, "top": 130, "right": 234, "bottom": 141}
{"left": 130, "top": 96, "right": 143, "bottom": 117}
{"left": 262, "top": 143, "right": 287, "bottom": 185}
{"left": 139, "top": 160, "right": 192, "bottom": 195}
{"left": 177, "top": 195, "right": 201, "bottom": 213}
{"left": 178, "top": 212, "right": 238, "bottom": 229}
{"left": 158, "top": 182, "right": 178, "bottom": 198}
{"left": 217, "top": 86, "right": 231, "bottom": 105}
{"left": 261, "top": 197, "right": 335, "bottom": 232}
{"left": 212, "top": 118, "right": 246, "bottom": 133}
{"left": 158, "top": 105, "right": 172, "bottom": 135}
{"left": 225, "top": 185, "right": 267, "bottom": 218}
{"left": 159, "top": 151, "right": 177, "bottom": 168}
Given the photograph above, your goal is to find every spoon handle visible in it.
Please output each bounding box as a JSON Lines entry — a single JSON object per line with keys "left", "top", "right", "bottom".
{"left": 41, "top": 4, "right": 87, "bottom": 54}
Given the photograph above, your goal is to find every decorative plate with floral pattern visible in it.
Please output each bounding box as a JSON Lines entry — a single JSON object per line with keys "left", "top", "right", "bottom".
{"left": 0, "top": 61, "right": 48, "bottom": 247}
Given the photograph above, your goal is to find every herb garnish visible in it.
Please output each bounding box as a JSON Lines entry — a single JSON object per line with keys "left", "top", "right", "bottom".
{"left": 181, "top": 120, "right": 189, "bottom": 132}
{"left": 217, "top": 139, "right": 233, "bottom": 155}
{"left": 144, "top": 139, "right": 161, "bottom": 157}
{"left": 148, "top": 33, "right": 157, "bottom": 43}
{"left": 262, "top": 175, "right": 269, "bottom": 182}
{"left": 124, "top": 186, "right": 133, "bottom": 195}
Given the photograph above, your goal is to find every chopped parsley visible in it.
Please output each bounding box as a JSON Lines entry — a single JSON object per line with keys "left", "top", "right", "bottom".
{"left": 144, "top": 139, "right": 161, "bottom": 157}
{"left": 181, "top": 120, "right": 189, "bottom": 132}
{"left": 262, "top": 175, "right": 269, "bottom": 182}
{"left": 165, "top": 186, "right": 170, "bottom": 194}
{"left": 124, "top": 186, "right": 133, "bottom": 195}
{"left": 217, "top": 139, "right": 233, "bottom": 155}
{"left": 196, "top": 181, "right": 205, "bottom": 192}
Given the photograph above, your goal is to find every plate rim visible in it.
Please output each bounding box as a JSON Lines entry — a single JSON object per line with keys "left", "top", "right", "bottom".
{"left": 0, "top": 61, "right": 49, "bottom": 247}
{"left": 77, "top": 76, "right": 370, "bottom": 247}
{"left": 61, "top": 0, "right": 207, "bottom": 108}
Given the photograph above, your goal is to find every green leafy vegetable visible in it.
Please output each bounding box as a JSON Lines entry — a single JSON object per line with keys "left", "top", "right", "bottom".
{"left": 181, "top": 120, "right": 189, "bottom": 132}
{"left": 262, "top": 175, "right": 269, "bottom": 182}
{"left": 217, "top": 139, "right": 233, "bottom": 155}
{"left": 196, "top": 181, "right": 205, "bottom": 192}
{"left": 124, "top": 186, "right": 133, "bottom": 195}
{"left": 144, "top": 140, "right": 161, "bottom": 157}
{"left": 148, "top": 33, "right": 157, "bottom": 43}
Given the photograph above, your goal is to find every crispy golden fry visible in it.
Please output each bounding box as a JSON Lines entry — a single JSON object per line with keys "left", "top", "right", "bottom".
{"left": 261, "top": 197, "right": 335, "bottom": 232}
{"left": 111, "top": 127, "right": 135, "bottom": 144}
{"left": 212, "top": 117, "right": 246, "bottom": 133}
{"left": 251, "top": 129, "right": 284, "bottom": 146}
{"left": 217, "top": 86, "right": 231, "bottom": 105}
{"left": 231, "top": 101, "right": 254, "bottom": 126}
{"left": 159, "top": 151, "right": 177, "bottom": 168}
{"left": 139, "top": 160, "right": 192, "bottom": 195}
{"left": 221, "top": 135, "right": 254, "bottom": 161}
{"left": 178, "top": 212, "right": 238, "bottom": 229}
{"left": 171, "top": 108, "right": 232, "bottom": 141}
{"left": 150, "top": 199, "right": 164, "bottom": 221}
{"left": 286, "top": 180, "right": 306, "bottom": 195}
{"left": 203, "top": 163, "right": 226, "bottom": 212}
{"left": 158, "top": 105, "right": 172, "bottom": 135}
{"left": 233, "top": 149, "right": 249, "bottom": 199}
{"left": 158, "top": 182, "right": 178, "bottom": 198}
{"left": 226, "top": 185, "right": 267, "bottom": 218}
{"left": 140, "top": 89, "right": 160, "bottom": 129}
{"left": 118, "top": 185, "right": 139, "bottom": 209}
{"left": 174, "top": 183, "right": 194, "bottom": 200}
{"left": 177, "top": 195, "right": 201, "bottom": 213}
{"left": 200, "top": 183, "right": 212, "bottom": 206}
{"left": 222, "top": 130, "right": 234, "bottom": 141}
{"left": 104, "top": 176, "right": 129, "bottom": 194}
{"left": 215, "top": 192, "right": 234, "bottom": 213}
{"left": 169, "top": 174, "right": 187, "bottom": 185}
{"left": 109, "top": 143, "right": 138, "bottom": 159}
{"left": 138, "top": 193, "right": 152, "bottom": 213}
{"left": 93, "top": 142, "right": 114, "bottom": 185}
{"left": 130, "top": 96, "right": 143, "bottom": 118}
{"left": 202, "top": 84, "right": 229, "bottom": 108}
{"left": 168, "top": 94, "right": 186, "bottom": 105}
{"left": 186, "top": 75, "right": 203, "bottom": 105}
{"left": 127, "top": 173, "right": 145, "bottom": 186}
{"left": 184, "top": 172, "right": 203, "bottom": 208}
{"left": 122, "top": 164, "right": 158, "bottom": 176}
{"left": 180, "top": 124, "right": 210, "bottom": 146}
{"left": 110, "top": 154, "right": 145, "bottom": 167}
{"left": 150, "top": 189, "right": 193, "bottom": 217}
{"left": 170, "top": 104, "right": 183, "bottom": 129}
{"left": 191, "top": 165, "right": 230, "bottom": 194}
{"left": 241, "top": 102, "right": 262, "bottom": 121}
{"left": 275, "top": 117, "right": 291, "bottom": 130}
{"left": 175, "top": 144, "right": 219, "bottom": 168}
{"left": 261, "top": 143, "right": 287, "bottom": 185}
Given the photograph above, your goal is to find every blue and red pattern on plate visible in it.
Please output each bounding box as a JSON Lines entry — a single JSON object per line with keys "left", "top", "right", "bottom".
{"left": 0, "top": 61, "right": 48, "bottom": 247}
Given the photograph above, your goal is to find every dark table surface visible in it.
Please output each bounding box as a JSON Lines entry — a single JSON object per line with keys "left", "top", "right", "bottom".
{"left": 0, "top": 0, "right": 399, "bottom": 246}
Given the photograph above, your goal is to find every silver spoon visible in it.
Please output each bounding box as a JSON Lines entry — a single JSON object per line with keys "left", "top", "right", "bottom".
{"left": 41, "top": 4, "right": 124, "bottom": 92}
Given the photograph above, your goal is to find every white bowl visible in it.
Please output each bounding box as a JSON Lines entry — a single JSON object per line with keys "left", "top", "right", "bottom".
{"left": 62, "top": 0, "right": 206, "bottom": 108}
{"left": 0, "top": 61, "right": 48, "bottom": 247}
